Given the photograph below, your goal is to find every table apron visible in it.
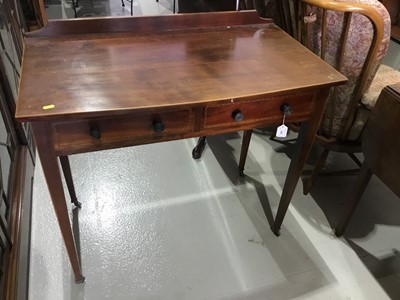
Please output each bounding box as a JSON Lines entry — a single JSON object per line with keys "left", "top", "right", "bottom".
{"left": 50, "top": 92, "right": 317, "bottom": 156}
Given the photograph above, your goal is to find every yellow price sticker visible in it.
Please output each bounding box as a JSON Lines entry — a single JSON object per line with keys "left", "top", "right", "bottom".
{"left": 42, "top": 104, "right": 55, "bottom": 110}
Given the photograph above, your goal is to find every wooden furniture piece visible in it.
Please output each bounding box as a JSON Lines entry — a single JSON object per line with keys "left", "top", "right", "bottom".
{"left": 237, "top": 0, "right": 392, "bottom": 193}
{"left": 0, "top": 0, "right": 36, "bottom": 299}
{"left": 335, "top": 83, "right": 400, "bottom": 236}
{"left": 177, "top": 0, "right": 237, "bottom": 13}
{"left": 294, "top": 0, "right": 391, "bottom": 194}
{"left": 122, "top": 0, "right": 237, "bottom": 15}
{"left": 15, "top": 11, "right": 346, "bottom": 283}
{"left": 381, "top": 0, "right": 400, "bottom": 41}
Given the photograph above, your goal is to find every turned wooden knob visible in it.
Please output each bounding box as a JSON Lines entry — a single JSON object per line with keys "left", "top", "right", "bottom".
{"left": 280, "top": 104, "right": 293, "bottom": 116}
{"left": 232, "top": 110, "right": 244, "bottom": 122}
{"left": 89, "top": 128, "right": 101, "bottom": 139}
{"left": 152, "top": 120, "right": 165, "bottom": 132}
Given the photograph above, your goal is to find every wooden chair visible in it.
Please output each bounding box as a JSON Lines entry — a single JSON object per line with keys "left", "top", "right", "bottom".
{"left": 236, "top": 0, "right": 398, "bottom": 191}
{"left": 335, "top": 83, "right": 400, "bottom": 236}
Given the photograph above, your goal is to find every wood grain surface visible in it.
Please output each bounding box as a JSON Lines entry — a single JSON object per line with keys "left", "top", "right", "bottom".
{"left": 16, "top": 12, "right": 345, "bottom": 121}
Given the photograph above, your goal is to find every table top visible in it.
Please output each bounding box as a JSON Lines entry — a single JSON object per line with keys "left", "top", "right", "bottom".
{"left": 16, "top": 11, "right": 346, "bottom": 121}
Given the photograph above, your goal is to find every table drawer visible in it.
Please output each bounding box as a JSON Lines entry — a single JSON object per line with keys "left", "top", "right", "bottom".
{"left": 203, "top": 93, "right": 315, "bottom": 128}
{"left": 53, "top": 109, "right": 192, "bottom": 150}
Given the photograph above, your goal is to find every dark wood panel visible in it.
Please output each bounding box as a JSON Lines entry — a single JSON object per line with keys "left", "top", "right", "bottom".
{"left": 362, "top": 83, "right": 400, "bottom": 197}
{"left": 53, "top": 109, "right": 192, "bottom": 151}
{"left": 381, "top": 0, "right": 400, "bottom": 41}
{"left": 178, "top": 0, "right": 237, "bottom": 13}
{"left": 50, "top": 88, "right": 318, "bottom": 156}
{"left": 1, "top": 147, "right": 35, "bottom": 300}
{"left": 27, "top": 11, "right": 270, "bottom": 37}
{"left": 0, "top": 3, "right": 35, "bottom": 296}
{"left": 203, "top": 93, "right": 314, "bottom": 128}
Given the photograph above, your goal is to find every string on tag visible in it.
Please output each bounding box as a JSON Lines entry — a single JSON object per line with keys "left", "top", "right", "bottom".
{"left": 276, "top": 111, "right": 288, "bottom": 138}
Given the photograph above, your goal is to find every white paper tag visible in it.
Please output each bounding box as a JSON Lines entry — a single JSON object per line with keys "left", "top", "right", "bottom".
{"left": 276, "top": 124, "right": 288, "bottom": 138}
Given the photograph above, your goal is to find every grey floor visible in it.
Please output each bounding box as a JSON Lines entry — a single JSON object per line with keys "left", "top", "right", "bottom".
{"left": 29, "top": 1, "right": 400, "bottom": 299}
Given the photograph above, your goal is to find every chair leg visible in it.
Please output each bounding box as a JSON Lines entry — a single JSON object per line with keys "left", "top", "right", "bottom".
{"left": 121, "top": 0, "right": 125, "bottom": 6}
{"left": 71, "top": 0, "right": 78, "bottom": 18}
{"left": 269, "top": 130, "right": 276, "bottom": 141}
{"left": 335, "top": 164, "right": 372, "bottom": 236}
{"left": 131, "top": 0, "right": 133, "bottom": 16}
{"left": 303, "top": 148, "right": 330, "bottom": 195}
{"left": 59, "top": 156, "right": 81, "bottom": 208}
{"left": 238, "top": 130, "right": 253, "bottom": 176}
{"left": 347, "top": 152, "right": 362, "bottom": 167}
{"left": 192, "top": 136, "right": 207, "bottom": 159}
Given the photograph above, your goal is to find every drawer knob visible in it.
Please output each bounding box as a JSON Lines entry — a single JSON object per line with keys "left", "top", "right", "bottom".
{"left": 89, "top": 128, "right": 101, "bottom": 139}
{"left": 152, "top": 120, "right": 165, "bottom": 132}
{"left": 232, "top": 110, "right": 244, "bottom": 122}
{"left": 280, "top": 104, "right": 293, "bottom": 116}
